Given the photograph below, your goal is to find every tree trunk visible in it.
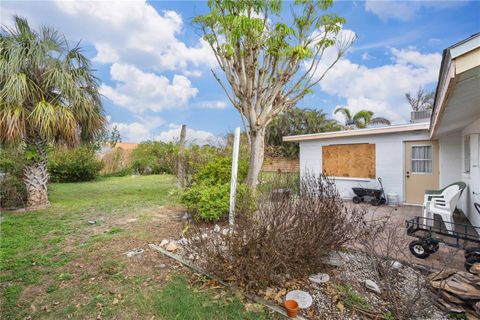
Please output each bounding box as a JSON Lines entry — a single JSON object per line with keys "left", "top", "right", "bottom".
{"left": 24, "top": 138, "right": 49, "bottom": 207}
{"left": 177, "top": 124, "right": 187, "bottom": 188}
{"left": 246, "top": 128, "right": 265, "bottom": 189}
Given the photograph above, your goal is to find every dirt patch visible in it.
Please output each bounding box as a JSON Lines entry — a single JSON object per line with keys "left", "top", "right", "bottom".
{"left": 18, "top": 206, "right": 187, "bottom": 315}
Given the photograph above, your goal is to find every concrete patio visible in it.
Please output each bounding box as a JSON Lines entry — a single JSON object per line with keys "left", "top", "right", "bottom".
{"left": 354, "top": 203, "right": 479, "bottom": 271}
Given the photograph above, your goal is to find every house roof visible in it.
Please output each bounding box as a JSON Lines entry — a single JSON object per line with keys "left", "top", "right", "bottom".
{"left": 114, "top": 142, "right": 139, "bottom": 150}
{"left": 283, "top": 122, "right": 429, "bottom": 142}
{"left": 430, "top": 33, "right": 480, "bottom": 137}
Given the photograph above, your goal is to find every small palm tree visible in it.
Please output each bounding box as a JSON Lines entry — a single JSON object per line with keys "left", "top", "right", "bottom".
{"left": 0, "top": 17, "right": 105, "bottom": 207}
{"left": 334, "top": 107, "right": 390, "bottom": 129}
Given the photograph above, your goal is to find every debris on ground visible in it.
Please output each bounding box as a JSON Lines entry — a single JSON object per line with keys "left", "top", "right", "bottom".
{"left": 125, "top": 248, "right": 144, "bottom": 258}
{"left": 285, "top": 290, "right": 313, "bottom": 309}
{"left": 428, "top": 269, "right": 480, "bottom": 316}
{"left": 309, "top": 273, "right": 330, "bottom": 284}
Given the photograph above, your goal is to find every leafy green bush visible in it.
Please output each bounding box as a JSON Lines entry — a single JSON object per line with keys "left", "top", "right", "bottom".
{"left": 131, "top": 141, "right": 178, "bottom": 175}
{"left": 0, "top": 175, "right": 27, "bottom": 209}
{"left": 0, "top": 144, "right": 27, "bottom": 209}
{"left": 192, "top": 156, "right": 248, "bottom": 186}
{"left": 181, "top": 156, "right": 252, "bottom": 221}
{"left": 48, "top": 146, "right": 104, "bottom": 182}
{"left": 182, "top": 183, "right": 253, "bottom": 221}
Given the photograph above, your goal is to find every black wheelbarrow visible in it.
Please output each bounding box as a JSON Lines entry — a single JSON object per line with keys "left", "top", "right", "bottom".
{"left": 352, "top": 177, "right": 386, "bottom": 206}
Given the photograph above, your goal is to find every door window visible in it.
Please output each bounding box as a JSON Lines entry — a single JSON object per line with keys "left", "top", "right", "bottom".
{"left": 411, "top": 145, "right": 433, "bottom": 173}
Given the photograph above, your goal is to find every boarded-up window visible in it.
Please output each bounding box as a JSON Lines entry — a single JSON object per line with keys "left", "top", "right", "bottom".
{"left": 322, "top": 144, "right": 376, "bottom": 179}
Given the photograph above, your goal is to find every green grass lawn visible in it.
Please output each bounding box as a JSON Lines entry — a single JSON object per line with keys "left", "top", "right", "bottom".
{"left": 0, "top": 175, "right": 268, "bottom": 319}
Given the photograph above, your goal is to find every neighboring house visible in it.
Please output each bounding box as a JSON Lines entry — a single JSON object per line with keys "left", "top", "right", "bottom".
{"left": 284, "top": 33, "right": 480, "bottom": 224}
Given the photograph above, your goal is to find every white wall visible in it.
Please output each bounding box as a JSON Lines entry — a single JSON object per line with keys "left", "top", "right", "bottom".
{"left": 439, "top": 131, "right": 462, "bottom": 187}
{"left": 299, "top": 131, "right": 430, "bottom": 203}
{"left": 462, "top": 119, "right": 480, "bottom": 226}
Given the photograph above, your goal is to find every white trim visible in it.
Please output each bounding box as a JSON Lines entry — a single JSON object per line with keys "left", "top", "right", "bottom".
{"left": 283, "top": 123, "right": 429, "bottom": 142}
{"left": 450, "top": 34, "right": 480, "bottom": 59}
{"left": 330, "top": 177, "right": 374, "bottom": 182}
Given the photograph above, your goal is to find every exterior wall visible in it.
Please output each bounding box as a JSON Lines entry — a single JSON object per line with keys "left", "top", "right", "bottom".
{"left": 437, "top": 118, "right": 480, "bottom": 225}
{"left": 299, "top": 131, "right": 430, "bottom": 203}
{"left": 439, "top": 131, "right": 462, "bottom": 188}
{"left": 462, "top": 118, "right": 480, "bottom": 226}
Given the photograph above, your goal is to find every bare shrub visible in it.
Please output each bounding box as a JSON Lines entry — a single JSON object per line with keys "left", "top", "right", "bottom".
{"left": 360, "top": 216, "right": 437, "bottom": 320}
{"left": 185, "top": 173, "right": 366, "bottom": 291}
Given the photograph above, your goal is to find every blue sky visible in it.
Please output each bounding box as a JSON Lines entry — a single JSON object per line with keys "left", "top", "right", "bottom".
{"left": 1, "top": 1, "right": 479, "bottom": 143}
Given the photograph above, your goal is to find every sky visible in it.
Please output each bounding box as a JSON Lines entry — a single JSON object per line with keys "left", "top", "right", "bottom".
{"left": 1, "top": 0, "right": 479, "bottom": 144}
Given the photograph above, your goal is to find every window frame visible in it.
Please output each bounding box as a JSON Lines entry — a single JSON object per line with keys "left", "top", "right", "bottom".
{"left": 410, "top": 144, "right": 434, "bottom": 174}
{"left": 464, "top": 135, "right": 471, "bottom": 174}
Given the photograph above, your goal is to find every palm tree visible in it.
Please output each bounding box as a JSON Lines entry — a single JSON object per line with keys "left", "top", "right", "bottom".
{"left": 334, "top": 107, "right": 390, "bottom": 129}
{"left": 0, "top": 17, "right": 105, "bottom": 207}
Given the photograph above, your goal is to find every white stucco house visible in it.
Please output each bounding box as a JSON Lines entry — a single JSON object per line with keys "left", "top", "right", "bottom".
{"left": 284, "top": 33, "right": 480, "bottom": 225}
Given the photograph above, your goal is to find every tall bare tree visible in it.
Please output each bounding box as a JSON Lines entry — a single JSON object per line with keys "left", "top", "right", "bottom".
{"left": 0, "top": 17, "right": 105, "bottom": 207}
{"left": 194, "top": 0, "right": 355, "bottom": 188}
{"left": 405, "top": 88, "right": 435, "bottom": 111}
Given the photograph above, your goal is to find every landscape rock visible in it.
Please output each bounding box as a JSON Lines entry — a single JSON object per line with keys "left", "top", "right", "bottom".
{"left": 323, "top": 252, "right": 345, "bottom": 267}
{"left": 364, "top": 279, "right": 381, "bottom": 294}
{"left": 126, "top": 248, "right": 144, "bottom": 258}
{"left": 159, "top": 239, "right": 169, "bottom": 247}
{"left": 165, "top": 242, "right": 178, "bottom": 252}
{"left": 213, "top": 224, "right": 221, "bottom": 233}
{"left": 309, "top": 273, "right": 330, "bottom": 284}
{"left": 285, "top": 290, "right": 313, "bottom": 309}
{"left": 177, "top": 237, "right": 188, "bottom": 246}
{"left": 391, "top": 261, "right": 403, "bottom": 270}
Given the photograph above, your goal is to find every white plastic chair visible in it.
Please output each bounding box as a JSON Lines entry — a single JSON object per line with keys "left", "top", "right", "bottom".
{"left": 424, "top": 184, "right": 464, "bottom": 234}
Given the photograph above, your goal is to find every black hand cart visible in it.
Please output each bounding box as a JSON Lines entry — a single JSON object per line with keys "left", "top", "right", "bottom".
{"left": 352, "top": 177, "right": 386, "bottom": 206}
{"left": 406, "top": 216, "right": 480, "bottom": 272}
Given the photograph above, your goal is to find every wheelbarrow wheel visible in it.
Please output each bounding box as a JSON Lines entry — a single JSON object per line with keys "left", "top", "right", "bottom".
{"left": 409, "top": 240, "right": 430, "bottom": 259}
{"left": 465, "top": 256, "right": 480, "bottom": 273}
{"left": 353, "top": 196, "right": 363, "bottom": 204}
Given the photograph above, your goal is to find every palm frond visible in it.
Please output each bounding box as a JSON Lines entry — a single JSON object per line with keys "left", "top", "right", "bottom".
{"left": 0, "top": 16, "right": 105, "bottom": 145}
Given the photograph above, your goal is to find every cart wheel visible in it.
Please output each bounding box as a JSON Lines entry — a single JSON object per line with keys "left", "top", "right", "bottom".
{"left": 370, "top": 198, "right": 381, "bottom": 206}
{"left": 465, "top": 247, "right": 480, "bottom": 259}
{"left": 409, "top": 240, "right": 430, "bottom": 259}
{"left": 353, "top": 196, "right": 362, "bottom": 204}
{"left": 465, "top": 256, "right": 480, "bottom": 273}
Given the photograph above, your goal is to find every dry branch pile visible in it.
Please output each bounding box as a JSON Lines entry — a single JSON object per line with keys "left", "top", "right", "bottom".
{"left": 429, "top": 269, "right": 480, "bottom": 317}
{"left": 185, "top": 174, "right": 366, "bottom": 291}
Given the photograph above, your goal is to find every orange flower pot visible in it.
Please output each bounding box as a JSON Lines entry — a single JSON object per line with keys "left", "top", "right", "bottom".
{"left": 284, "top": 299, "right": 299, "bottom": 318}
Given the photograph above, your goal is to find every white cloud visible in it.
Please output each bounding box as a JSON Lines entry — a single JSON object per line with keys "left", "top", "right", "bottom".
{"left": 156, "top": 124, "right": 223, "bottom": 146}
{"left": 314, "top": 45, "right": 441, "bottom": 124}
{"left": 1, "top": 1, "right": 216, "bottom": 72}
{"left": 365, "top": 0, "right": 467, "bottom": 21}
{"left": 361, "top": 52, "right": 374, "bottom": 61}
{"left": 110, "top": 121, "right": 151, "bottom": 143}
{"left": 100, "top": 63, "right": 198, "bottom": 114}
{"left": 109, "top": 116, "right": 164, "bottom": 143}
{"left": 194, "top": 100, "right": 228, "bottom": 109}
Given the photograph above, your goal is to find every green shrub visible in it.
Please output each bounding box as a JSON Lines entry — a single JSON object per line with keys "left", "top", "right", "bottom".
{"left": 192, "top": 156, "right": 249, "bottom": 186}
{"left": 182, "top": 183, "right": 253, "bottom": 221}
{"left": 48, "top": 146, "right": 104, "bottom": 182}
{"left": 0, "top": 144, "right": 27, "bottom": 209}
{"left": 0, "top": 175, "right": 27, "bottom": 209}
{"left": 131, "top": 141, "right": 178, "bottom": 175}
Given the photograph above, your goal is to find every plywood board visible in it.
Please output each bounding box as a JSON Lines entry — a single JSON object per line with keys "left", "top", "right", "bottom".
{"left": 322, "top": 144, "right": 376, "bottom": 179}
